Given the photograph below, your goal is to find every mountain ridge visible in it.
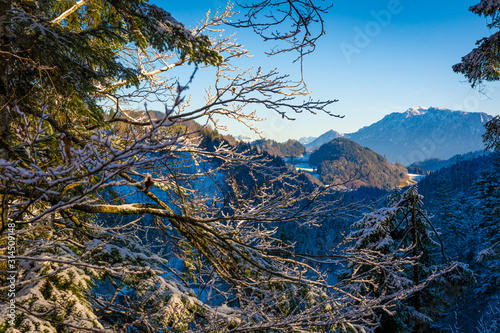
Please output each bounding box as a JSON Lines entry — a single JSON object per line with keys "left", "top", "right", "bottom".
{"left": 308, "top": 107, "right": 491, "bottom": 165}
{"left": 305, "top": 129, "right": 344, "bottom": 151}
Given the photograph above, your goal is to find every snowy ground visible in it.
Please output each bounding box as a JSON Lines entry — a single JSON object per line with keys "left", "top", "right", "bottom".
{"left": 408, "top": 173, "right": 426, "bottom": 182}
{"left": 289, "top": 159, "right": 320, "bottom": 180}
{"left": 284, "top": 153, "right": 311, "bottom": 163}
{"left": 295, "top": 162, "right": 315, "bottom": 172}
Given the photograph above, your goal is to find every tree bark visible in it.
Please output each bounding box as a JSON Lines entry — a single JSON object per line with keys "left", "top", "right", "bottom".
{"left": 0, "top": 0, "right": 11, "bottom": 231}
{"left": 412, "top": 205, "right": 423, "bottom": 333}
{"left": 0, "top": 0, "right": 11, "bottom": 155}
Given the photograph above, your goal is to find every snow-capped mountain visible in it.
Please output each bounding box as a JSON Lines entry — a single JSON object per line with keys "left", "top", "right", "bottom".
{"left": 345, "top": 107, "right": 492, "bottom": 165}
{"left": 305, "top": 130, "right": 344, "bottom": 151}
{"left": 234, "top": 135, "right": 253, "bottom": 143}
{"left": 298, "top": 136, "right": 317, "bottom": 145}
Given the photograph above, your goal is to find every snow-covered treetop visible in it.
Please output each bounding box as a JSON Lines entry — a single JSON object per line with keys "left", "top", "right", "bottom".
{"left": 454, "top": 1, "right": 500, "bottom": 86}
{"left": 470, "top": 0, "right": 500, "bottom": 17}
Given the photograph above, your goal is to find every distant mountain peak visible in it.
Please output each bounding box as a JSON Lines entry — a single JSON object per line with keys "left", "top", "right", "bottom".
{"left": 346, "top": 107, "right": 491, "bottom": 165}
{"left": 305, "top": 129, "right": 344, "bottom": 151}
{"left": 298, "top": 136, "right": 317, "bottom": 145}
{"left": 234, "top": 135, "right": 253, "bottom": 143}
{"left": 405, "top": 106, "right": 428, "bottom": 117}
{"left": 403, "top": 106, "right": 489, "bottom": 117}
{"left": 325, "top": 129, "right": 339, "bottom": 134}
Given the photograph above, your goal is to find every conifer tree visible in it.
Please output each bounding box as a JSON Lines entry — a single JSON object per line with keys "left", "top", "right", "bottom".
{"left": 473, "top": 154, "right": 500, "bottom": 294}
{"left": 453, "top": 1, "right": 500, "bottom": 87}
{"left": 341, "top": 186, "right": 473, "bottom": 332}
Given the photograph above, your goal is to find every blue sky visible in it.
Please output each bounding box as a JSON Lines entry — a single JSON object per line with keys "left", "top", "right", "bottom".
{"left": 155, "top": 0, "right": 500, "bottom": 142}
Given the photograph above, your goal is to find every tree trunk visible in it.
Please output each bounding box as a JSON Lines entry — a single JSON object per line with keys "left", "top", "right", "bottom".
{"left": 0, "top": 0, "right": 11, "bottom": 152}
{"left": 412, "top": 205, "right": 423, "bottom": 333}
{"left": 0, "top": 0, "right": 11, "bottom": 231}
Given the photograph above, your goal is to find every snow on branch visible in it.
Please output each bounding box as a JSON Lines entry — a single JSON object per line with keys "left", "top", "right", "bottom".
{"left": 51, "top": 0, "right": 88, "bottom": 24}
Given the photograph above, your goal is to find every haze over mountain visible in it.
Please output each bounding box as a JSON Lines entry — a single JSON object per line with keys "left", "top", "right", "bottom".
{"left": 338, "top": 107, "right": 492, "bottom": 165}
{"left": 298, "top": 136, "right": 317, "bottom": 145}
{"left": 407, "top": 150, "right": 488, "bottom": 173}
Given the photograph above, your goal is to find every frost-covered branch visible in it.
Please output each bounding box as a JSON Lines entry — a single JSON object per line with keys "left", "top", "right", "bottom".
{"left": 50, "top": 0, "right": 88, "bottom": 24}
{"left": 230, "top": 0, "right": 332, "bottom": 63}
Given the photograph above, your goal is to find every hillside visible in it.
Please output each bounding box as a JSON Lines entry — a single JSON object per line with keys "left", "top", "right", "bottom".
{"left": 408, "top": 150, "right": 488, "bottom": 172}
{"left": 309, "top": 138, "right": 408, "bottom": 189}
{"left": 252, "top": 139, "right": 306, "bottom": 157}
{"left": 345, "top": 107, "right": 491, "bottom": 164}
